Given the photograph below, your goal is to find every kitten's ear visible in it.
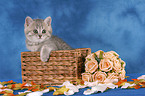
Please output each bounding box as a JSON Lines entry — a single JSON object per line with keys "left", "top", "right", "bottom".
{"left": 25, "top": 16, "right": 33, "bottom": 27}
{"left": 44, "top": 16, "right": 51, "bottom": 26}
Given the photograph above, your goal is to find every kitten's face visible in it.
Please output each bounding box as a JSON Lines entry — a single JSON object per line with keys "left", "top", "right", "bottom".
{"left": 24, "top": 16, "right": 52, "bottom": 42}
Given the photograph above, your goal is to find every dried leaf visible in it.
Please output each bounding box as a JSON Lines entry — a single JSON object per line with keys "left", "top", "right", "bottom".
{"left": 48, "top": 87, "right": 58, "bottom": 91}
{"left": 139, "top": 82, "right": 145, "bottom": 86}
{"left": 115, "top": 79, "right": 127, "bottom": 86}
{"left": 76, "top": 79, "right": 84, "bottom": 85}
{"left": 31, "top": 81, "right": 36, "bottom": 85}
{"left": 3, "top": 93, "right": 15, "bottom": 96}
{"left": 125, "top": 76, "right": 129, "bottom": 78}
{"left": 53, "top": 86, "right": 69, "bottom": 95}
{"left": 7, "top": 80, "right": 14, "bottom": 83}
{"left": 132, "top": 79, "right": 140, "bottom": 81}
{"left": 20, "top": 82, "right": 27, "bottom": 88}
{"left": 133, "top": 85, "right": 141, "bottom": 89}
{"left": 32, "top": 88, "right": 39, "bottom": 92}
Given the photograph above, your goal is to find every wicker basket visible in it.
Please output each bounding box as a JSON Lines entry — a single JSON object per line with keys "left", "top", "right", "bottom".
{"left": 21, "top": 48, "right": 91, "bottom": 86}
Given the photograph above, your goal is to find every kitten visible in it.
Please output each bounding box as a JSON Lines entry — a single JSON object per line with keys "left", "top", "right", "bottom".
{"left": 24, "top": 16, "right": 73, "bottom": 62}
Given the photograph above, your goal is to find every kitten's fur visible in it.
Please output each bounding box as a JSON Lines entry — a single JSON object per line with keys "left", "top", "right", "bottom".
{"left": 24, "top": 16, "right": 73, "bottom": 62}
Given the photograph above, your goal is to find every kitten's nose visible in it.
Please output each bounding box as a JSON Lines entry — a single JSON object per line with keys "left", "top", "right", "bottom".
{"left": 38, "top": 35, "right": 42, "bottom": 38}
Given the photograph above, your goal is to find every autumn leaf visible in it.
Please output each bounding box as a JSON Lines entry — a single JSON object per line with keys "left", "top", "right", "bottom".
{"left": 31, "top": 81, "right": 36, "bottom": 85}
{"left": 76, "top": 79, "right": 84, "bottom": 85}
{"left": 7, "top": 80, "right": 14, "bottom": 84}
{"left": 3, "top": 93, "right": 15, "bottom": 96}
{"left": 48, "top": 87, "right": 58, "bottom": 91}
{"left": 32, "top": 88, "right": 39, "bottom": 92}
{"left": 133, "top": 85, "right": 141, "bottom": 89}
{"left": 125, "top": 76, "right": 129, "bottom": 78}
{"left": 53, "top": 86, "right": 69, "bottom": 95}
{"left": 115, "top": 79, "right": 127, "bottom": 86}
{"left": 20, "top": 82, "right": 27, "bottom": 88}
{"left": 132, "top": 79, "right": 140, "bottom": 81}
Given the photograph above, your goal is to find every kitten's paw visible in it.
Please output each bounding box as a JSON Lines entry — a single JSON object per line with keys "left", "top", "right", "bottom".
{"left": 40, "top": 54, "right": 49, "bottom": 62}
{"left": 40, "top": 45, "right": 51, "bottom": 62}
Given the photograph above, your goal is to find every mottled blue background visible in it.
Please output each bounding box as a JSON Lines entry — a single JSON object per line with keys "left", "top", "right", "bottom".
{"left": 0, "top": 0, "right": 145, "bottom": 80}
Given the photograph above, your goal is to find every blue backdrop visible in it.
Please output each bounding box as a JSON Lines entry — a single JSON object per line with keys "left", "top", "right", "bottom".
{"left": 0, "top": 0, "right": 145, "bottom": 80}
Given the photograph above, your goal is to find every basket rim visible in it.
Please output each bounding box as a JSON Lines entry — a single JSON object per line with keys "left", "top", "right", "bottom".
{"left": 21, "top": 48, "right": 91, "bottom": 54}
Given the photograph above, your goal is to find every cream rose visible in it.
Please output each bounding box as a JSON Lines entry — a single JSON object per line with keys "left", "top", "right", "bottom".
{"left": 85, "top": 53, "right": 96, "bottom": 62}
{"left": 99, "top": 58, "right": 113, "bottom": 72}
{"left": 104, "top": 72, "right": 119, "bottom": 83}
{"left": 94, "top": 50, "right": 104, "bottom": 58}
{"left": 109, "top": 51, "right": 119, "bottom": 57}
{"left": 118, "top": 58, "right": 126, "bottom": 68}
{"left": 92, "top": 71, "right": 107, "bottom": 82}
{"left": 85, "top": 60, "right": 98, "bottom": 73}
{"left": 119, "top": 69, "right": 126, "bottom": 80}
{"left": 103, "top": 51, "right": 117, "bottom": 61}
{"left": 113, "top": 59, "right": 122, "bottom": 73}
{"left": 82, "top": 73, "right": 92, "bottom": 82}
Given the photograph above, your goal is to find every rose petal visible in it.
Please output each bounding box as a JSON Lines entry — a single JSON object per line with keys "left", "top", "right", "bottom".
{"left": 84, "top": 81, "right": 98, "bottom": 87}
{"left": 121, "top": 83, "right": 136, "bottom": 89}
{"left": 92, "top": 71, "right": 107, "bottom": 82}
{"left": 85, "top": 60, "right": 98, "bottom": 73}
{"left": 64, "top": 90, "right": 75, "bottom": 95}
{"left": 26, "top": 91, "right": 43, "bottom": 96}
{"left": 91, "top": 84, "right": 107, "bottom": 93}
{"left": 83, "top": 89, "right": 95, "bottom": 95}
{"left": 106, "top": 83, "right": 118, "bottom": 89}
{"left": 137, "top": 75, "right": 145, "bottom": 80}
{"left": 82, "top": 73, "right": 92, "bottom": 82}
{"left": 0, "top": 84, "right": 3, "bottom": 88}
{"left": 99, "top": 59, "right": 113, "bottom": 72}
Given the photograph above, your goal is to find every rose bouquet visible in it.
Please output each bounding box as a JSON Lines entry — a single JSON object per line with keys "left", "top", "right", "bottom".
{"left": 82, "top": 50, "right": 126, "bottom": 83}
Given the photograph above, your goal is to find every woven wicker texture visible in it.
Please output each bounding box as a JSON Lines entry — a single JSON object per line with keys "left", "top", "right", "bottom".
{"left": 21, "top": 48, "right": 91, "bottom": 86}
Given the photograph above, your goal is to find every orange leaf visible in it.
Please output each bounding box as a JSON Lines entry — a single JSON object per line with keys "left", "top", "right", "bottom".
{"left": 32, "top": 88, "right": 39, "bottom": 92}
{"left": 11, "top": 84, "right": 16, "bottom": 89}
{"left": 5, "top": 93, "right": 15, "bottom": 96}
{"left": 132, "top": 79, "right": 140, "bottom": 81}
{"left": 116, "top": 79, "right": 127, "bottom": 86}
{"left": 139, "top": 82, "right": 145, "bottom": 86}
{"left": 0, "top": 91, "right": 6, "bottom": 94}
{"left": 141, "top": 85, "right": 145, "bottom": 88}
{"left": 80, "top": 80, "right": 85, "bottom": 85}
{"left": 7, "top": 80, "right": 14, "bottom": 83}
{"left": 134, "top": 85, "right": 141, "bottom": 89}
{"left": 20, "top": 82, "right": 27, "bottom": 88}
{"left": 40, "top": 84, "right": 44, "bottom": 88}
{"left": 31, "top": 81, "right": 36, "bottom": 85}
{"left": 122, "top": 79, "right": 127, "bottom": 82}
{"left": 28, "top": 86, "right": 36, "bottom": 91}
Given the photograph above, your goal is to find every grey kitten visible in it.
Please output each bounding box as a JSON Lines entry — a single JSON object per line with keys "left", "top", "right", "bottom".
{"left": 24, "top": 16, "right": 73, "bottom": 62}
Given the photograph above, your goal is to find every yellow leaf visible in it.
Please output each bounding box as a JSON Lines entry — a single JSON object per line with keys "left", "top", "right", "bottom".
{"left": 48, "top": 87, "right": 58, "bottom": 91}
{"left": 53, "top": 86, "right": 69, "bottom": 95}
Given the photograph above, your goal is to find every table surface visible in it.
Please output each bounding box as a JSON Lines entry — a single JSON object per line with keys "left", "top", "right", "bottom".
{"left": 1, "top": 73, "right": 145, "bottom": 96}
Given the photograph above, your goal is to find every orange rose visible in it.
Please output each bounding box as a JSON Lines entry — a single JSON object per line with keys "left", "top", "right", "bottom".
{"left": 92, "top": 71, "right": 107, "bottom": 82}
{"left": 85, "top": 60, "right": 98, "bottom": 73}
{"left": 82, "top": 73, "right": 92, "bottom": 82}
{"left": 99, "top": 59, "right": 113, "bottom": 72}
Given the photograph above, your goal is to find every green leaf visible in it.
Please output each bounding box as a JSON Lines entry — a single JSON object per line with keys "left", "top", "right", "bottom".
{"left": 99, "top": 51, "right": 104, "bottom": 59}
{"left": 87, "top": 58, "right": 91, "bottom": 61}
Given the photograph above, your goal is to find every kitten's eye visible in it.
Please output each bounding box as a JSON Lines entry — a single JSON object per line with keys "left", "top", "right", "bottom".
{"left": 42, "top": 29, "right": 46, "bottom": 33}
{"left": 33, "top": 29, "right": 38, "bottom": 34}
